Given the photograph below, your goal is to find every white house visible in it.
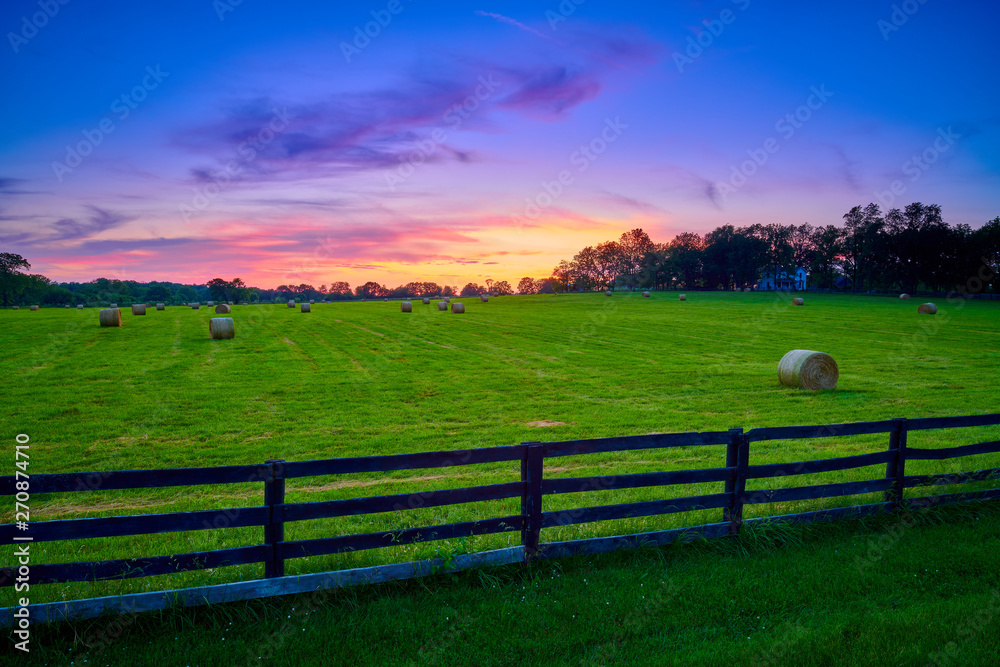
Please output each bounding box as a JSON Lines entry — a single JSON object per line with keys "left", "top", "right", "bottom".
{"left": 756, "top": 267, "right": 807, "bottom": 291}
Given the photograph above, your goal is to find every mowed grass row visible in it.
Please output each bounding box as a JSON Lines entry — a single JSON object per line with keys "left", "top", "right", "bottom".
{"left": 2, "top": 292, "right": 998, "bottom": 604}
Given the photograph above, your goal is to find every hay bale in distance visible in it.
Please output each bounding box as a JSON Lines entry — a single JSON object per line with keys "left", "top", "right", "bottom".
{"left": 451, "top": 302, "right": 465, "bottom": 313}
{"left": 481, "top": 295, "right": 489, "bottom": 303}
{"left": 422, "top": 298, "right": 430, "bottom": 305}
{"left": 438, "top": 301, "right": 447, "bottom": 311}
{"left": 918, "top": 302, "right": 937, "bottom": 315}
{"left": 207, "top": 301, "right": 214, "bottom": 306}
{"left": 383, "top": 298, "right": 388, "bottom": 302}
{"left": 301, "top": 303, "right": 311, "bottom": 313}
{"left": 191, "top": 303, "right": 200, "bottom": 309}
{"left": 309, "top": 300, "right": 315, "bottom": 304}
{"left": 744, "top": 288, "right": 751, "bottom": 292}
{"left": 209, "top": 317, "right": 235, "bottom": 340}
{"left": 287, "top": 300, "right": 295, "bottom": 308}
{"left": 900, "top": 293, "right": 911, "bottom": 300}
{"left": 76, "top": 305, "right": 83, "bottom": 309}
{"left": 29, "top": 305, "right": 38, "bottom": 311}
{"left": 12, "top": 306, "right": 18, "bottom": 310}
{"left": 131, "top": 304, "right": 146, "bottom": 316}
{"left": 778, "top": 350, "right": 839, "bottom": 391}
{"left": 156, "top": 303, "right": 165, "bottom": 310}
{"left": 605, "top": 290, "right": 612, "bottom": 296}
{"left": 793, "top": 298, "right": 804, "bottom": 306}
{"left": 445, "top": 297, "right": 451, "bottom": 303}
{"left": 679, "top": 294, "right": 686, "bottom": 301}
{"left": 109, "top": 303, "right": 117, "bottom": 308}
{"left": 643, "top": 291, "right": 650, "bottom": 297}
{"left": 215, "top": 304, "right": 231, "bottom": 314}
{"left": 401, "top": 302, "right": 412, "bottom": 313}
{"left": 99, "top": 308, "right": 122, "bottom": 327}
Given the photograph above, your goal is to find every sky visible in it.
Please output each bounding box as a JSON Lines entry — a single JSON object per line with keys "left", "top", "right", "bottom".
{"left": 1, "top": 0, "right": 998, "bottom": 289}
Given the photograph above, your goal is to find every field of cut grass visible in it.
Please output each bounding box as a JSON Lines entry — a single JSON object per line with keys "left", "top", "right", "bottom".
{"left": 2, "top": 292, "right": 999, "bottom": 610}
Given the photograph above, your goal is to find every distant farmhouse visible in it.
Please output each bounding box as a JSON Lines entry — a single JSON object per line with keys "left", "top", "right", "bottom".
{"left": 756, "top": 267, "right": 807, "bottom": 291}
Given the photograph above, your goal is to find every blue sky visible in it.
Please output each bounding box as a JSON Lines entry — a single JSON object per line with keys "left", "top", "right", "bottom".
{"left": 1, "top": 0, "right": 997, "bottom": 287}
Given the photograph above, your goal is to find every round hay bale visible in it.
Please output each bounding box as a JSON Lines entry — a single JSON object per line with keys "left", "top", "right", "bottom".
{"left": 438, "top": 301, "right": 447, "bottom": 311}
{"left": 918, "top": 302, "right": 937, "bottom": 315}
{"left": 156, "top": 303, "right": 165, "bottom": 310}
{"left": 899, "top": 293, "right": 911, "bottom": 300}
{"left": 422, "top": 298, "right": 430, "bottom": 305}
{"left": 445, "top": 297, "right": 451, "bottom": 303}
{"left": 679, "top": 294, "right": 686, "bottom": 301}
{"left": 481, "top": 295, "right": 489, "bottom": 303}
{"left": 744, "top": 288, "right": 751, "bottom": 292}
{"left": 451, "top": 302, "right": 465, "bottom": 314}
{"left": 131, "top": 304, "right": 146, "bottom": 316}
{"left": 301, "top": 303, "right": 311, "bottom": 313}
{"left": 191, "top": 303, "right": 200, "bottom": 309}
{"left": 109, "top": 303, "right": 117, "bottom": 308}
{"left": 605, "top": 291, "right": 612, "bottom": 296}
{"left": 778, "top": 350, "right": 839, "bottom": 390}
{"left": 793, "top": 298, "right": 804, "bottom": 306}
{"left": 64, "top": 304, "right": 70, "bottom": 308}
{"left": 309, "top": 300, "right": 315, "bottom": 304}
{"left": 215, "top": 304, "right": 231, "bottom": 314}
{"left": 287, "top": 300, "right": 295, "bottom": 308}
{"left": 207, "top": 301, "right": 214, "bottom": 306}
{"left": 99, "top": 308, "right": 122, "bottom": 327}
{"left": 30, "top": 305, "right": 38, "bottom": 311}
{"left": 209, "top": 317, "right": 235, "bottom": 340}
{"left": 76, "top": 304, "right": 83, "bottom": 309}
{"left": 384, "top": 298, "right": 388, "bottom": 302}
{"left": 12, "top": 306, "right": 18, "bottom": 310}
{"left": 643, "top": 291, "right": 650, "bottom": 297}
{"left": 401, "top": 302, "right": 412, "bottom": 312}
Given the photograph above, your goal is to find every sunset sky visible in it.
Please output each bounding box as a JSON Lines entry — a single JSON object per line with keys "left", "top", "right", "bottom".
{"left": 1, "top": 0, "right": 998, "bottom": 289}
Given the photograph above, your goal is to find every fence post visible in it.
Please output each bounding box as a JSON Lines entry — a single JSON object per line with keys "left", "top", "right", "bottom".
{"left": 884, "top": 419, "right": 908, "bottom": 512}
{"left": 723, "top": 428, "right": 742, "bottom": 533}
{"left": 725, "top": 432, "right": 749, "bottom": 535}
{"left": 264, "top": 459, "right": 286, "bottom": 578}
{"left": 520, "top": 443, "right": 544, "bottom": 564}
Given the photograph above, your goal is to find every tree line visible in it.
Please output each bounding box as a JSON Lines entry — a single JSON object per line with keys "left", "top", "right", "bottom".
{"left": 2, "top": 202, "right": 996, "bottom": 306}
{"left": 0, "top": 260, "right": 519, "bottom": 306}
{"left": 515, "top": 203, "right": 999, "bottom": 294}
{"left": 277, "top": 279, "right": 517, "bottom": 300}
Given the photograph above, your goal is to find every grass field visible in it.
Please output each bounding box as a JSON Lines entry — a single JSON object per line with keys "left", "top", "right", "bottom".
{"left": 16, "top": 501, "right": 1000, "bottom": 666}
{"left": 3, "top": 291, "right": 999, "bottom": 663}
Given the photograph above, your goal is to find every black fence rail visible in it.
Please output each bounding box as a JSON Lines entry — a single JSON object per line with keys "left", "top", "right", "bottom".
{"left": 2, "top": 413, "right": 999, "bottom": 625}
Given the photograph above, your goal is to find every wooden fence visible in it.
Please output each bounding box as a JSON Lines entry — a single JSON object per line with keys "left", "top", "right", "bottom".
{"left": 3, "top": 413, "right": 1000, "bottom": 625}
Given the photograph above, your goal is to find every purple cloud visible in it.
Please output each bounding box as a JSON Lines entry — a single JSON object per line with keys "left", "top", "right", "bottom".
{"left": 0, "top": 205, "right": 132, "bottom": 245}
{"left": 496, "top": 66, "right": 601, "bottom": 118}
{"left": 172, "top": 24, "right": 659, "bottom": 186}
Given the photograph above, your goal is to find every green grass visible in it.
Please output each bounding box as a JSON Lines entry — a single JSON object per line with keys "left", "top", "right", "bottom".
{"left": 3, "top": 291, "right": 999, "bottom": 663}
{"left": 14, "top": 501, "right": 1000, "bottom": 666}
